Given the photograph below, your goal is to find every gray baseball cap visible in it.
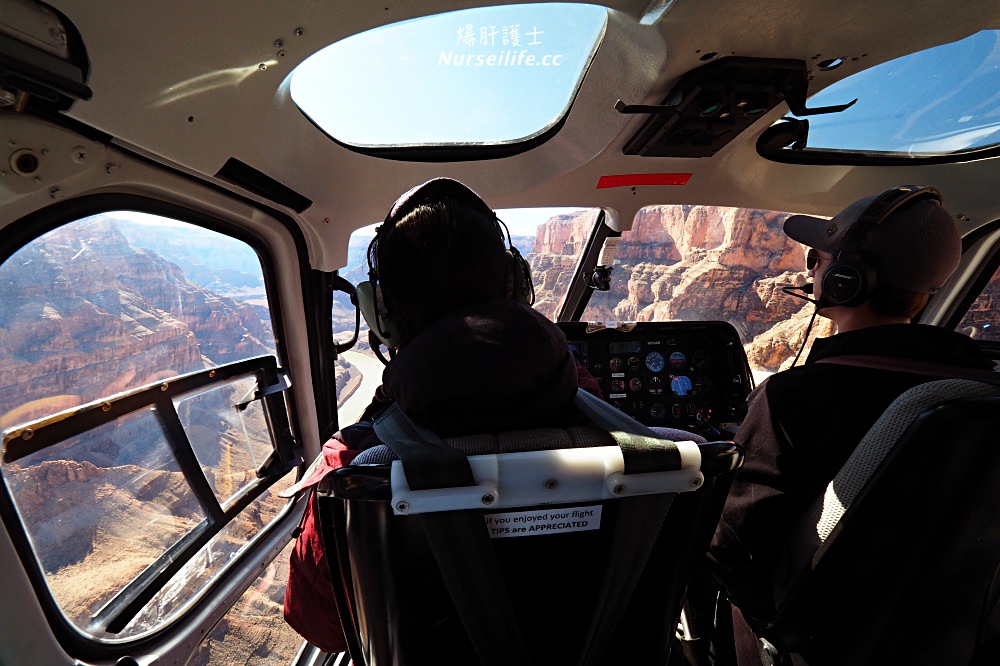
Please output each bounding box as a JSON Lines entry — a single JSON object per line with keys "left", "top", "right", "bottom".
{"left": 783, "top": 186, "right": 962, "bottom": 294}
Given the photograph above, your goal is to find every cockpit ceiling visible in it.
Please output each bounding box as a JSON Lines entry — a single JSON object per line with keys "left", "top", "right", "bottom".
{"left": 4, "top": 0, "right": 1000, "bottom": 251}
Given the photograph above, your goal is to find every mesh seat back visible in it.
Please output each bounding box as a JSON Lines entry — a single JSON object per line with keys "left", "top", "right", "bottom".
{"left": 763, "top": 380, "right": 1000, "bottom": 665}
{"left": 784, "top": 379, "right": 1000, "bottom": 568}
{"left": 324, "top": 422, "right": 738, "bottom": 666}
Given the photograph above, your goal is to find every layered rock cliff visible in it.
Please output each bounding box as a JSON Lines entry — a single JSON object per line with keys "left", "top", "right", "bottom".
{"left": 0, "top": 218, "right": 274, "bottom": 425}
{"left": 527, "top": 205, "right": 836, "bottom": 372}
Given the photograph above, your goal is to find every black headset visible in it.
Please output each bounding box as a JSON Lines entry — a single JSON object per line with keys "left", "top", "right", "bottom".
{"left": 356, "top": 178, "right": 535, "bottom": 349}
{"left": 820, "top": 185, "right": 942, "bottom": 307}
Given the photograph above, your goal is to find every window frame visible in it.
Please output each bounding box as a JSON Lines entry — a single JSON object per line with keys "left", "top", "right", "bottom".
{"left": 941, "top": 218, "right": 1000, "bottom": 335}
{"left": 289, "top": 3, "right": 608, "bottom": 163}
{"left": 0, "top": 194, "right": 306, "bottom": 659}
{"left": 1, "top": 355, "right": 299, "bottom": 634}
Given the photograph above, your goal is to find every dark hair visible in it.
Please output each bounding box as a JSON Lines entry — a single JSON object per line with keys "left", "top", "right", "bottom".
{"left": 377, "top": 199, "right": 510, "bottom": 336}
{"left": 867, "top": 282, "right": 930, "bottom": 320}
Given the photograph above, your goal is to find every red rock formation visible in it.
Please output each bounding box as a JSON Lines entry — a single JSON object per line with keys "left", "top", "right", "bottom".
{"left": 527, "top": 205, "right": 830, "bottom": 372}
{"left": 0, "top": 219, "right": 274, "bottom": 423}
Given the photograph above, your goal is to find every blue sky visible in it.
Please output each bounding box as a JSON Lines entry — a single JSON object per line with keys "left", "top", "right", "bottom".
{"left": 802, "top": 30, "right": 1000, "bottom": 153}
{"left": 290, "top": 3, "right": 606, "bottom": 147}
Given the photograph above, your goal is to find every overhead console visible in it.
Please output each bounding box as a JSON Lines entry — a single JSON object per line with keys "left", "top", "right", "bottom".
{"left": 559, "top": 321, "right": 753, "bottom": 433}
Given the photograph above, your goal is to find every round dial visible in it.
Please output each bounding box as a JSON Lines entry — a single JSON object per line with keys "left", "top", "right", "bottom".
{"left": 645, "top": 351, "right": 665, "bottom": 373}
{"left": 649, "top": 402, "right": 667, "bottom": 420}
{"left": 671, "top": 375, "right": 694, "bottom": 397}
{"left": 629, "top": 377, "right": 643, "bottom": 391}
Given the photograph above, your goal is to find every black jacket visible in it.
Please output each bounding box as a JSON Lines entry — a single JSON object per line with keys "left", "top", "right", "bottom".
{"left": 709, "top": 323, "right": 994, "bottom": 617}
{"left": 343, "top": 298, "right": 582, "bottom": 448}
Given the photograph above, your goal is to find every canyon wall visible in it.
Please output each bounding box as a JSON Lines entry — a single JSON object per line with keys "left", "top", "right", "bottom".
{"left": 0, "top": 218, "right": 274, "bottom": 424}
{"left": 527, "top": 205, "right": 836, "bottom": 372}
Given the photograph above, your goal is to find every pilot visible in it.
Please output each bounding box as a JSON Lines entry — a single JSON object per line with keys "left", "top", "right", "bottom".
{"left": 707, "top": 186, "right": 995, "bottom": 626}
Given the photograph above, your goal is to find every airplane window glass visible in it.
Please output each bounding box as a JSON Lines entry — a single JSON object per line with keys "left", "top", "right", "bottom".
{"left": 782, "top": 30, "right": 1000, "bottom": 156}
{"left": 580, "top": 205, "right": 835, "bottom": 382}
{"left": 290, "top": 3, "right": 606, "bottom": 147}
{"left": 0, "top": 211, "right": 296, "bottom": 641}
{"left": 188, "top": 542, "right": 302, "bottom": 665}
{"left": 121, "top": 480, "right": 294, "bottom": 637}
{"left": 5, "top": 408, "right": 208, "bottom": 630}
{"left": 174, "top": 375, "right": 280, "bottom": 508}
{"left": 335, "top": 209, "right": 598, "bottom": 423}
{"left": 956, "top": 269, "right": 1000, "bottom": 342}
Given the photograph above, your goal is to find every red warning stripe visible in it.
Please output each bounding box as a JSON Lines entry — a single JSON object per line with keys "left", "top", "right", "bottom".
{"left": 596, "top": 173, "right": 692, "bottom": 189}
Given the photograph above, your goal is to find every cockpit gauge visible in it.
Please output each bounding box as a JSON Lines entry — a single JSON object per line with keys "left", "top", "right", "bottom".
{"left": 556, "top": 320, "right": 753, "bottom": 429}
{"left": 645, "top": 351, "right": 665, "bottom": 373}
{"left": 671, "top": 375, "right": 694, "bottom": 397}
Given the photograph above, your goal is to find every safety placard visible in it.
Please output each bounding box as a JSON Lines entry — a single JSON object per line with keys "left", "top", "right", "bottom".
{"left": 484, "top": 505, "right": 602, "bottom": 539}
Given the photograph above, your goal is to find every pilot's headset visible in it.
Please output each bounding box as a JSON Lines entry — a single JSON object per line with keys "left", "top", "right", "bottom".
{"left": 356, "top": 178, "right": 535, "bottom": 349}
{"left": 821, "top": 185, "right": 943, "bottom": 307}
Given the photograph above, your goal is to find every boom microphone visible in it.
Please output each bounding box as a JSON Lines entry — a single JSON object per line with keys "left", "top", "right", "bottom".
{"left": 781, "top": 283, "right": 819, "bottom": 305}
{"left": 782, "top": 283, "right": 823, "bottom": 368}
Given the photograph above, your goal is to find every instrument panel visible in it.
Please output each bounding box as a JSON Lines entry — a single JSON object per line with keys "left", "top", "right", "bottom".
{"left": 559, "top": 321, "right": 753, "bottom": 431}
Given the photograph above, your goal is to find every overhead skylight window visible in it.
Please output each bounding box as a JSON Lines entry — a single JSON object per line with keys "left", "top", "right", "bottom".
{"left": 786, "top": 30, "right": 1000, "bottom": 156}
{"left": 290, "top": 3, "right": 607, "bottom": 148}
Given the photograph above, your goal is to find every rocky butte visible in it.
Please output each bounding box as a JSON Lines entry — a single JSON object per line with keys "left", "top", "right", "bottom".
{"left": 526, "top": 205, "right": 836, "bottom": 373}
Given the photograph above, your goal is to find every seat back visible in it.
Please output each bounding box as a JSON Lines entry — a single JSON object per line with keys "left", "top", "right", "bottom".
{"left": 758, "top": 379, "right": 1000, "bottom": 666}
{"left": 320, "top": 401, "right": 742, "bottom": 666}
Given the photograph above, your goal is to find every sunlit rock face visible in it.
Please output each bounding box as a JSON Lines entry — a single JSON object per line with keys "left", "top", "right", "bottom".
{"left": 527, "top": 205, "right": 835, "bottom": 372}
{"left": 0, "top": 219, "right": 273, "bottom": 422}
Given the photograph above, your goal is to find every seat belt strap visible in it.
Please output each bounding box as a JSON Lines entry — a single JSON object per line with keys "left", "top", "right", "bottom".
{"left": 374, "top": 405, "right": 533, "bottom": 666}
{"left": 419, "top": 510, "right": 536, "bottom": 666}
{"left": 575, "top": 386, "right": 685, "bottom": 473}
{"left": 816, "top": 354, "right": 1000, "bottom": 385}
{"left": 575, "top": 493, "right": 674, "bottom": 666}
{"left": 373, "top": 403, "right": 476, "bottom": 489}
{"left": 570, "top": 392, "right": 682, "bottom": 666}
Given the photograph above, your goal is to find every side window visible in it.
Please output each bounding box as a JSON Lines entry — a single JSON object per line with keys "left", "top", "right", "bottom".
{"left": 956, "top": 266, "right": 1000, "bottom": 342}
{"left": 188, "top": 542, "right": 305, "bottom": 665}
{"left": 0, "top": 210, "right": 298, "bottom": 646}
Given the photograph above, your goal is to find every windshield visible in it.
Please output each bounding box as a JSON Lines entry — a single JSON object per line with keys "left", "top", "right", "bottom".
{"left": 333, "top": 202, "right": 833, "bottom": 408}
{"left": 577, "top": 205, "right": 833, "bottom": 382}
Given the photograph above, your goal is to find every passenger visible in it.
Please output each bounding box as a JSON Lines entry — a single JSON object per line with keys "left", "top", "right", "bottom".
{"left": 707, "top": 186, "right": 995, "bottom": 622}
{"left": 284, "top": 178, "right": 602, "bottom": 653}
{"left": 343, "top": 176, "right": 600, "bottom": 449}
